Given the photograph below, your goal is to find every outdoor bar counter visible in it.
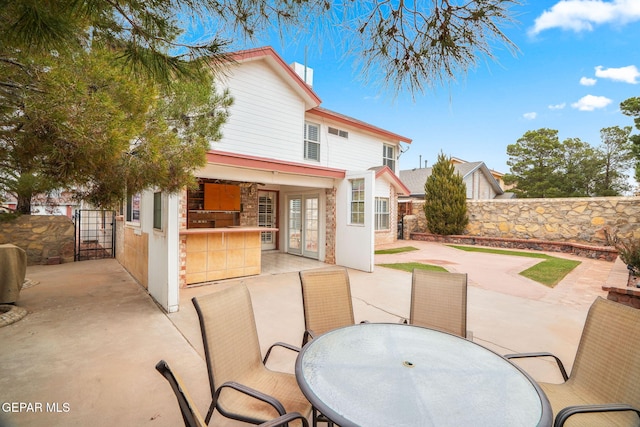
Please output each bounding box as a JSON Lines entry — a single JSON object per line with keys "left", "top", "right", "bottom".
{"left": 180, "top": 227, "right": 277, "bottom": 285}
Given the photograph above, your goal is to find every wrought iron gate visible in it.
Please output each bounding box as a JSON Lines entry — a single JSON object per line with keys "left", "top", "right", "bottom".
{"left": 74, "top": 210, "right": 116, "bottom": 261}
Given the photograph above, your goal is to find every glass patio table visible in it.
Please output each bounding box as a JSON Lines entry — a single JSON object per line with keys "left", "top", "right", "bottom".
{"left": 295, "top": 323, "right": 551, "bottom": 427}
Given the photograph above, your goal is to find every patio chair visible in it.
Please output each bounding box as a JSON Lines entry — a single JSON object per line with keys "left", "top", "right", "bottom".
{"left": 407, "top": 269, "right": 468, "bottom": 338}
{"left": 155, "top": 360, "right": 309, "bottom": 427}
{"left": 192, "top": 284, "right": 311, "bottom": 426}
{"left": 299, "top": 267, "right": 356, "bottom": 346}
{"left": 505, "top": 297, "right": 640, "bottom": 427}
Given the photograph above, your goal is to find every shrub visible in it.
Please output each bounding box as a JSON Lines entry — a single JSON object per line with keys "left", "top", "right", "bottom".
{"left": 423, "top": 152, "right": 468, "bottom": 235}
{"left": 617, "top": 238, "right": 640, "bottom": 276}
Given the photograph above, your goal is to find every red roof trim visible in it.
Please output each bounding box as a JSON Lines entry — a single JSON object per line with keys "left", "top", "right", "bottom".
{"left": 307, "top": 107, "right": 412, "bottom": 143}
{"left": 229, "top": 46, "right": 321, "bottom": 105}
{"left": 375, "top": 166, "right": 411, "bottom": 195}
{"left": 206, "top": 150, "right": 346, "bottom": 179}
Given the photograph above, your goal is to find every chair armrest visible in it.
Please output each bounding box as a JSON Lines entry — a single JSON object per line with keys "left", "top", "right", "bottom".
{"left": 263, "top": 341, "right": 301, "bottom": 364}
{"left": 259, "top": 411, "right": 309, "bottom": 427}
{"left": 302, "top": 329, "right": 316, "bottom": 346}
{"left": 554, "top": 403, "right": 640, "bottom": 427}
{"left": 504, "top": 352, "right": 569, "bottom": 381}
{"left": 216, "top": 381, "right": 287, "bottom": 417}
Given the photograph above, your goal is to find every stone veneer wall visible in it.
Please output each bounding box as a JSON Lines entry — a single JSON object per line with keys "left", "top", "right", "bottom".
{"left": 240, "top": 184, "right": 258, "bottom": 226}
{"left": 0, "top": 215, "right": 74, "bottom": 265}
{"left": 406, "top": 196, "right": 640, "bottom": 245}
{"left": 324, "top": 187, "right": 337, "bottom": 264}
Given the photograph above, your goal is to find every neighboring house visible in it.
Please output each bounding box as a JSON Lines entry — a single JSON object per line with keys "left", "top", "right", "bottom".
{"left": 118, "top": 46, "right": 411, "bottom": 313}
{"left": 1, "top": 192, "right": 79, "bottom": 218}
{"left": 399, "top": 158, "right": 511, "bottom": 200}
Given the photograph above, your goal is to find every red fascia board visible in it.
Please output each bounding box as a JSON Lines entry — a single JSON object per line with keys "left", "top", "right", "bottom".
{"left": 229, "top": 46, "right": 321, "bottom": 105}
{"left": 307, "top": 107, "right": 412, "bottom": 143}
{"left": 376, "top": 165, "right": 411, "bottom": 195}
{"left": 206, "top": 151, "right": 346, "bottom": 179}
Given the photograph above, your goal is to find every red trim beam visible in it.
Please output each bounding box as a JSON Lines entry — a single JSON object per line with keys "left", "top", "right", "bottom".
{"left": 206, "top": 151, "right": 346, "bottom": 178}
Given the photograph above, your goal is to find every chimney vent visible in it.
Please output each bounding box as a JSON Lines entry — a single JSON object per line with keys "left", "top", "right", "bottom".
{"left": 290, "top": 62, "right": 313, "bottom": 87}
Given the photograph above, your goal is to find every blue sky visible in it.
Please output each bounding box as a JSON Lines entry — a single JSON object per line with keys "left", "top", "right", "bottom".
{"left": 218, "top": 1, "right": 640, "bottom": 175}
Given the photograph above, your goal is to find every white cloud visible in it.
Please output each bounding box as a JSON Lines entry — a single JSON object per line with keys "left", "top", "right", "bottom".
{"left": 571, "top": 94, "right": 612, "bottom": 111}
{"left": 529, "top": 0, "right": 640, "bottom": 36}
{"left": 548, "top": 103, "right": 567, "bottom": 110}
{"left": 595, "top": 65, "right": 640, "bottom": 83}
{"left": 580, "top": 77, "right": 597, "bottom": 86}
{"left": 523, "top": 112, "right": 538, "bottom": 120}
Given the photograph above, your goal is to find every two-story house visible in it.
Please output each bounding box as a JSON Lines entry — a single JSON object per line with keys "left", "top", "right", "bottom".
{"left": 117, "top": 47, "right": 411, "bottom": 312}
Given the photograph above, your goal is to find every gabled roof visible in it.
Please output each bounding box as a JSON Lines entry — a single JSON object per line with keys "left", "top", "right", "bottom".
{"left": 228, "top": 46, "right": 321, "bottom": 109}
{"left": 369, "top": 166, "right": 410, "bottom": 196}
{"left": 228, "top": 47, "right": 411, "bottom": 144}
{"left": 399, "top": 161, "right": 504, "bottom": 197}
{"left": 308, "top": 107, "right": 412, "bottom": 144}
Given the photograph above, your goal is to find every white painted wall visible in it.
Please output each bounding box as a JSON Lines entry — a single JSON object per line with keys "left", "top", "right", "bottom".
{"left": 145, "top": 192, "right": 180, "bottom": 313}
{"left": 215, "top": 61, "right": 306, "bottom": 162}
{"left": 214, "top": 58, "right": 399, "bottom": 173}
{"left": 335, "top": 170, "right": 375, "bottom": 272}
{"left": 308, "top": 116, "right": 399, "bottom": 172}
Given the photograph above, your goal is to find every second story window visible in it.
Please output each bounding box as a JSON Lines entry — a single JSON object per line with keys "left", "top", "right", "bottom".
{"left": 304, "top": 122, "right": 320, "bottom": 161}
{"left": 383, "top": 144, "right": 395, "bottom": 171}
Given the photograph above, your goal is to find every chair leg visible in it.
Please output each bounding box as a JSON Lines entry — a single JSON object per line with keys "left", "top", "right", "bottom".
{"left": 205, "top": 401, "right": 215, "bottom": 424}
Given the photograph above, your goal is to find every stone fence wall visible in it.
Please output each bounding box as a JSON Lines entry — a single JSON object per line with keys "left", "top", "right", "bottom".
{"left": 404, "top": 196, "right": 640, "bottom": 246}
{"left": 0, "top": 215, "right": 75, "bottom": 265}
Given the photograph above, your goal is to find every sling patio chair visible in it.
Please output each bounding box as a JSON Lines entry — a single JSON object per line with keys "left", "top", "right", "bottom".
{"left": 505, "top": 297, "right": 640, "bottom": 427}
{"left": 155, "top": 360, "right": 309, "bottom": 427}
{"left": 406, "top": 269, "right": 469, "bottom": 338}
{"left": 299, "top": 267, "right": 359, "bottom": 346}
{"left": 191, "top": 283, "right": 311, "bottom": 426}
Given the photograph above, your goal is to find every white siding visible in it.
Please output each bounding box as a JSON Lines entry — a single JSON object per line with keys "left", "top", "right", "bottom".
{"left": 214, "top": 58, "right": 401, "bottom": 174}
{"left": 310, "top": 115, "right": 398, "bottom": 171}
{"left": 215, "top": 61, "right": 306, "bottom": 162}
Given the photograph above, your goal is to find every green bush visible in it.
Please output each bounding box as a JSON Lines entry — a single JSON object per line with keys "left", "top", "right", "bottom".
{"left": 423, "top": 152, "right": 468, "bottom": 235}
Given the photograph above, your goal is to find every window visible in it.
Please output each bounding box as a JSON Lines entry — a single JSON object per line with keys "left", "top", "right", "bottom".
{"left": 328, "top": 126, "right": 349, "bottom": 138}
{"left": 383, "top": 144, "right": 395, "bottom": 171}
{"left": 153, "top": 192, "right": 162, "bottom": 230}
{"left": 304, "top": 122, "right": 320, "bottom": 161}
{"left": 350, "top": 179, "right": 365, "bottom": 225}
{"left": 126, "top": 193, "right": 141, "bottom": 224}
{"left": 375, "top": 198, "right": 390, "bottom": 230}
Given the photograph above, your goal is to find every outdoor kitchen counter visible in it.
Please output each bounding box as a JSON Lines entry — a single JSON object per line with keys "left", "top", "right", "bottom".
{"left": 180, "top": 227, "right": 278, "bottom": 285}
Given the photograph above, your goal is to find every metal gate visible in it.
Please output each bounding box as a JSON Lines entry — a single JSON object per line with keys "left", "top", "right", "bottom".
{"left": 74, "top": 210, "right": 116, "bottom": 261}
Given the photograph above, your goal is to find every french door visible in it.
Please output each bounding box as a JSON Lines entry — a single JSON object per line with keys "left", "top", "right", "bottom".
{"left": 258, "top": 191, "right": 277, "bottom": 250}
{"left": 288, "top": 194, "right": 319, "bottom": 259}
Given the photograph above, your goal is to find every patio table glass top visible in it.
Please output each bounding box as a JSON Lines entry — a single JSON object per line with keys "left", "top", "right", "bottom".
{"left": 296, "top": 322, "right": 551, "bottom": 427}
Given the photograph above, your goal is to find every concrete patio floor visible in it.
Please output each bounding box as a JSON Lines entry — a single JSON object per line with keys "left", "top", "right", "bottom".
{"left": 0, "top": 241, "right": 624, "bottom": 427}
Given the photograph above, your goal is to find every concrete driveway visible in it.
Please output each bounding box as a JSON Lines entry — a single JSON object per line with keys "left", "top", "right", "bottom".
{"left": 0, "top": 241, "right": 621, "bottom": 426}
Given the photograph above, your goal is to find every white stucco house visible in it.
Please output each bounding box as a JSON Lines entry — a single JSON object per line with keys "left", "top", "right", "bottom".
{"left": 117, "top": 46, "right": 411, "bottom": 313}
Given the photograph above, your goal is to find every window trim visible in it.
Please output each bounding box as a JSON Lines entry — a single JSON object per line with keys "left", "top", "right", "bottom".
{"left": 383, "top": 144, "right": 396, "bottom": 171}
{"left": 304, "top": 121, "right": 320, "bottom": 161}
{"left": 126, "top": 193, "right": 141, "bottom": 225}
{"left": 153, "top": 191, "right": 162, "bottom": 230}
{"left": 375, "top": 197, "right": 390, "bottom": 231}
{"left": 349, "top": 178, "right": 365, "bottom": 225}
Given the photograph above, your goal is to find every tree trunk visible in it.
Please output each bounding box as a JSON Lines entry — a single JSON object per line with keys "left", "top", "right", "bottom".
{"left": 16, "top": 194, "right": 32, "bottom": 214}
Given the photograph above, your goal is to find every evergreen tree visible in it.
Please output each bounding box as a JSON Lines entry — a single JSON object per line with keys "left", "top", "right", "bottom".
{"left": 423, "top": 153, "right": 468, "bottom": 235}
